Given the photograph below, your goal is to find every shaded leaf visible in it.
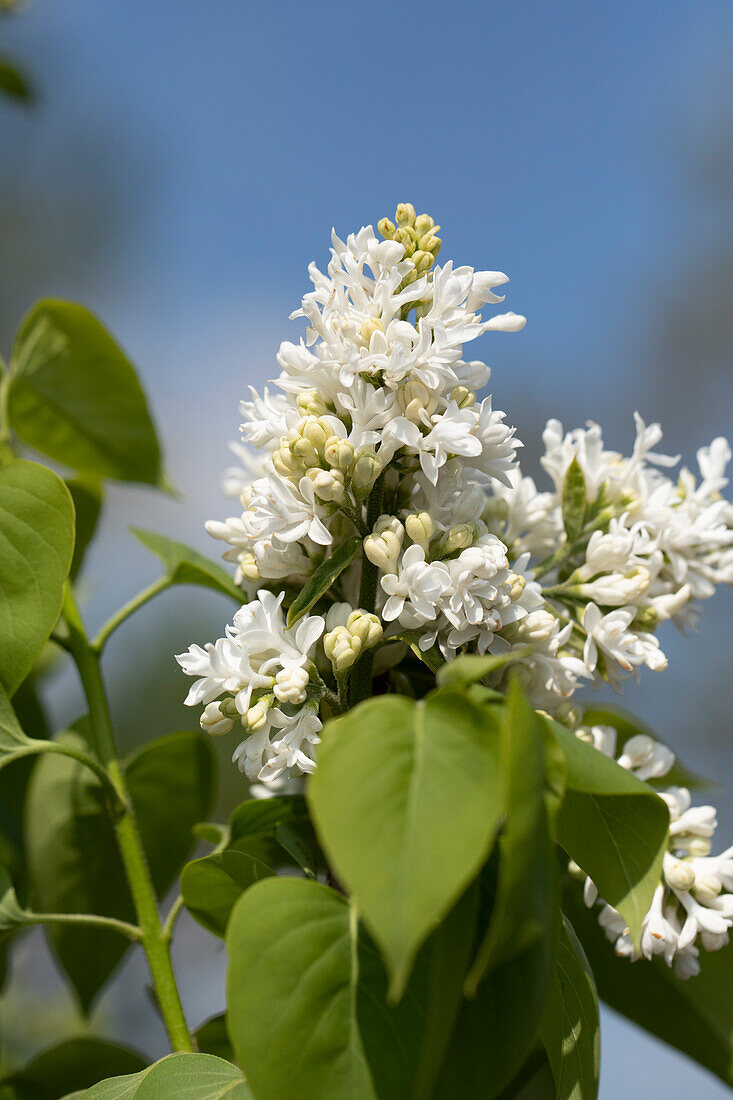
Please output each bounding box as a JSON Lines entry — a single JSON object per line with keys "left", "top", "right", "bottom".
{"left": 131, "top": 528, "right": 242, "bottom": 602}
{"left": 0, "top": 460, "right": 74, "bottom": 696}
{"left": 0, "top": 59, "right": 32, "bottom": 104}
{"left": 308, "top": 690, "right": 503, "bottom": 999}
{"left": 539, "top": 915, "right": 600, "bottom": 1100}
{"left": 1, "top": 1039, "right": 145, "bottom": 1100}
{"left": 564, "top": 887, "right": 733, "bottom": 1088}
{"left": 181, "top": 845, "right": 276, "bottom": 938}
{"left": 67, "top": 477, "right": 103, "bottom": 580}
{"left": 0, "top": 865, "right": 28, "bottom": 940}
{"left": 195, "top": 1015, "right": 235, "bottom": 1063}
{"left": 8, "top": 300, "right": 164, "bottom": 486}
{"left": 550, "top": 718, "right": 669, "bottom": 947}
{"left": 286, "top": 537, "right": 362, "bottom": 626}
{"left": 25, "top": 731, "right": 214, "bottom": 1010}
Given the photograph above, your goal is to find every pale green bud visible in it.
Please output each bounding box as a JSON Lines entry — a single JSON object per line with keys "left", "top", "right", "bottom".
{"left": 555, "top": 702, "right": 583, "bottom": 729}
{"left": 247, "top": 697, "right": 272, "bottom": 731}
{"left": 239, "top": 551, "right": 260, "bottom": 583}
{"left": 443, "top": 523, "right": 477, "bottom": 554}
{"left": 405, "top": 511, "right": 436, "bottom": 546}
{"left": 364, "top": 530, "right": 402, "bottom": 572}
{"left": 393, "top": 226, "right": 416, "bottom": 256}
{"left": 300, "top": 415, "right": 331, "bottom": 453}
{"left": 664, "top": 858, "right": 695, "bottom": 893}
{"left": 412, "top": 249, "right": 434, "bottom": 274}
{"left": 324, "top": 435, "right": 354, "bottom": 470}
{"left": 398, "top": 379, "right": 437, "bottom": 423}
{"left": 395, "top": 202, "right": 416, "bottom": 227}
{"left": 200, "top": 702, "right": 234, "bottom": 736}
{"left": 413, "top": 213, "right": 435, "bottom": 235}
{"left": 686, "top": 838, "right": 712, "bottom": 858}
{"left": 324, "top": 625, "right": 362, "bottom": 671}
{"left": 419, "top": 233, "right": 441, "bottom": 257}
{"left": 359, "top": 317, "right": 384, "bottom": 347}
{"left": 694, "top": 875, "right": 723, "bottom": 903}
{"left": 450, "top": 385, "right": 476, "bottom": 409}
{"left": 506, "top": 572, "right": 526, "bottom": 600}
{"left": 307, "top": 466, "right": 345, "bottom": 503}
{"left": 351, "top": 449, "right": 382, "bottom": 492}
{"left": 347, "top": 610, "right": 383, "bottom": 648}
{"left": 296, "top": 389, "right": 330, "bottom": 417}
{"left": 272, "top": 443, "right": 303, "bottom": 478}
{"left": 632, "top": 605, "right": 659, "bottom": 632}
{"left": 378, "top": 217, "right": 396, "bottom": 239}
{"left": 290, "top": 434, "right": 320, "bottom": 468}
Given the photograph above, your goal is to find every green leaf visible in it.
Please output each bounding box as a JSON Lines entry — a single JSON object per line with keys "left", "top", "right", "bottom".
{"left": 181, "top": 845, "right": 276, "bottom": 938}
{"left": 195, "top": 1015, "right": 235, "bottom": 1063}
{"left": 0, "top": 59, "right": 33, "bottom": 104}
{"left": 74, "top": 1053, "right": 252, "bottom": 1098}
{"left": 0, "top": 865, "right": 28, "bottom": 940}
{"left": 436, "top": 686, "right": 559, "bottom": 1099}
{"left": 8, "top": 300, "right": 164, "bottom": 486}
{"left": 182, "top": 796, "right": 321, "bottom": 936}
{"left": 561, "top": 456, "right": 586, "bottom": 544}
{"left": 0, "top": 460, "right": 75, "bottom": 696}
{"left": 550, "top": 718, "right": 669, "bottom": 947}
{"left": 308, "top": 689, "right": 503, "bottom": 1000}
{"left": 286, "top": 536, "right": 362, "bottom": 626}
{"left": 130, "top": 528, "right": 242, "bottom": 601}
{"left": 0, "top": 1039, "right": 146, "bottom": 1100}
{"left": 436, "top": 647, "right": 532, "bottom": 689}
{"left": 564, "top": 888, "right": 733, "bottom": 1088}
{"left": 67, "top": 477, "right": 103, "bottom": 581}
{"left": 539, "top": 915, "right": 600, "bottom": 1100}
{"left": 227, "top": 879, "right": 376, "bottom": 1100}
{"left": 580, "top": 704, "right": 711, "bottom": 790}
{"left": 25, "top": 731, "right": 214, "bottom": 1010}
{"left": 464, "top": 686, "right": 561, "bottom": 994}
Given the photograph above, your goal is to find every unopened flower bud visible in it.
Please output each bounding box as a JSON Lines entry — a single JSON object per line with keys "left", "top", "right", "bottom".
{"left": 247, "top": 698, "right": 272, "bottom": 731}
{"left": 405, "top": 511, "right": 436, "bottom": 546}
{"left": 506, "top": 572, "right": 526, "bottom": 600}
{"left": 442, "top": 523, "right": 477, "bottom": 554}
{"left": 272, "top": 442, "right": 303, "bottom": 478}
{"left": 307, "top": 466, "right": 345, "bottom": 503}
{"left": 238, "top": 551, "right": 259, "bottom": 583}
{"left": 200, "top": 702, "right": 234, "bottom": 737}
{"left": 347, "top": 610, "right": 383, "bottom": 648}
{"left": 359, "top": 317, "right": 384, "bottom": 347}
{"left": 685, "top": 838, "right": 713, "bottom": 858}
{"left": 324, "top": 436, "right": 354, "bottom": 470}
{"left": 374, "top": 514, "right": 404, "bottom": 539}
{"left": 324, "top": 626, "right": 362, "bottom": 671}
{"left": 351, "top": 449, "right": 382, "bottom": 492}
{"left": 395, "top": 202, "right": 416, "bottom": 228}
{"left": 394, "top": 226, "right": 417, "bottom": 255}
{"left": 378, "top": 217, "right": 396, "bottom": 239}
{"left": 398, "top": 379, "right": 438, "bottom": 423}
{"left": 664, "top": 857, "right": 695, "bottom": 892}
{"left": 482, "top": 497, "right": 509, "bottom": 525}
{"left": 412, "top": 249, "right": 433, "bottom": 274}
{"left": 632, "top": 605, "right": 659, "bottom": 632}
{"left": 694, "top": 875, "right": 723, "bottom": 903}
{"left": 420, "top": 234, "right": 441, "bottom": 258}
{"left": 450, "top": 386, "right": 476, "bottom": 409}
{"left": 413, "top": 213, "right": 434, "bottom": 235}
{"left": 273, "top": 665, "right": 310, "bottom": 705}
{"left": 514, "top": 609, "right": 556, "bottom": 643}
{"left": 555, "top": 702, "right": 583, "bottom": 729}
{"left": 364, "top": 530, "right": 402, "bottom": 572}
{"left": 296, "top": 390, "right": 330, "bottom": 417}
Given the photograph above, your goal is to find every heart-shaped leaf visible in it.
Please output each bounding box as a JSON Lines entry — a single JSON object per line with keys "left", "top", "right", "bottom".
{"left": 308, "top": 689, "right": 503, "bottom": 1000}
{"left": 0, "top": 460, "right": 74, "bottom": 696}
{"left": 72, "top": 1053, "right": 252, "bottom": 1098}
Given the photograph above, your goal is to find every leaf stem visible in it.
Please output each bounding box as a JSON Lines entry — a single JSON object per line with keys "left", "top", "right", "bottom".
{"left": 61, "top": 585, "right": 193, "bottom": 1052}
{"left": 26, "top": 910, "right": 142, "bottom": 940}
{"left": 92, "top": 575, "right": 172, "bottom": 652}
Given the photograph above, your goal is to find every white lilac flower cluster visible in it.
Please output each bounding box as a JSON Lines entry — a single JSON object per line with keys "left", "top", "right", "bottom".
{"left": 176, "top": 203, "right": 732, "bottom": 797}
{"left": 571, "top": 724, "right": 733, "bottom": 979}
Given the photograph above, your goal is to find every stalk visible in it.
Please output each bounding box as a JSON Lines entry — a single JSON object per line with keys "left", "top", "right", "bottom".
{"left": 349, "top": 474, "right": 385, "bottom": 704}
{"left": 62, "top": 587, "right": 193, "bottom": 1052}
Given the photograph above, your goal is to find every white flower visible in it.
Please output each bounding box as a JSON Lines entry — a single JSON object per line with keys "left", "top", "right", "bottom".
{"left": 244, "top": 475, "right": 332, "bottom": 547}
{"left": 381, "top": 545, "right": 451, "bottom": 623}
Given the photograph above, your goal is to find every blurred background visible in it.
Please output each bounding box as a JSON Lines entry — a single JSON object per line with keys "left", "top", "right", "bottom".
{"left": 0, "top": 1, "right": 731, "bottom": 1095}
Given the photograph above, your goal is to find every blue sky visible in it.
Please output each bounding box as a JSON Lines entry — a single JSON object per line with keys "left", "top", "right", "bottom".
{"left": 2, "top": 2, "right": 732, "bottom": 1094}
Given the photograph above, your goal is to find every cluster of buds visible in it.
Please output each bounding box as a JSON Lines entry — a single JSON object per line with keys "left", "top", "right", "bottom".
{"left": 364, "top": 515, "right": 405, "bottom": 572}
{"left": 323, "top": 603, "right": 383, "bottom": 673}
{"left": 272, "top": 413, "right": 384, "bottom": 505}
{"left": 377, "top": 203, "right": 442, "bottom": 285}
